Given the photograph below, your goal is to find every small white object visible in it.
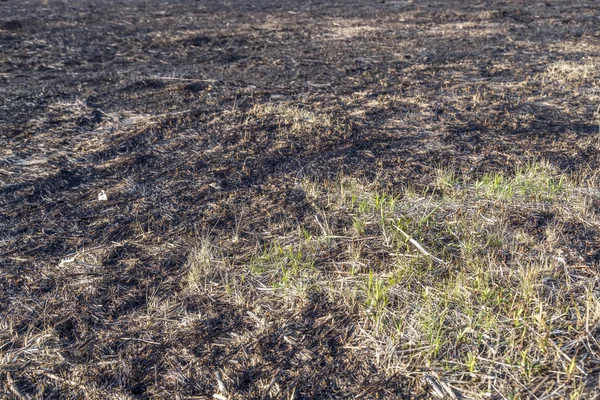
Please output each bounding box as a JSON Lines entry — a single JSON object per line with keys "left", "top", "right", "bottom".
{"left": 215, "top": 370, "right": 228, "bottom": 395}
{"left": 98, "top": 190, "right": 108, "bottom": 201}
{"left": 58, "top": 256, "right": 76, "bottom": 268}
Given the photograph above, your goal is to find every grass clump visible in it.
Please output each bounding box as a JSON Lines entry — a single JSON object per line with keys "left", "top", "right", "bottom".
{"left": 249, "top": 242, "right": 317, "bottom": 291}
{"left": 186, "top": 239, "right": 217, "bottom": 291}
{"left": 475, "top": 160, "right": 565, "bottom": 201}
{"left": 248, "top": 102, "right": 342, "bottom": 137}
{"left": 543, "top": 60, "right": 596, "bottom": 84}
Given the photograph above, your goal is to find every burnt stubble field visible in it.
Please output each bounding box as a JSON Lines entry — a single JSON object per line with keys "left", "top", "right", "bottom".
{"left": 2, "top": 0, "right": 600, "bottom": 398}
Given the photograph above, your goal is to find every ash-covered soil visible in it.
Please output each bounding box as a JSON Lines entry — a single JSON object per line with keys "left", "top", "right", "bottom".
{"left": 1, "top": 0, "right": 599, "bottom": 398}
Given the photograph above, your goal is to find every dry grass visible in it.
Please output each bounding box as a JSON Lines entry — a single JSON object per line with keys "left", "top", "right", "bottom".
{"left": 247, "top": 103, "right": 342, "bottom": 138}
{"left": 543, "top": 61, "right": 597, "bottom": 84}
{"left": 186, "top": 162, "right": 600, "bottom": 398}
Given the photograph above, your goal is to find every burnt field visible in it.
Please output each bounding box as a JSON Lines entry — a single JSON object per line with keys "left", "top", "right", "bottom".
{"left": 1, "top": 0, "right": 600, "bottom": 398}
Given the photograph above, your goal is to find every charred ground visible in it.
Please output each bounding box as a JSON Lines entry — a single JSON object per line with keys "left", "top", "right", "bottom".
{"left": 1, "top": 0, "right": 600, "bottom": 398}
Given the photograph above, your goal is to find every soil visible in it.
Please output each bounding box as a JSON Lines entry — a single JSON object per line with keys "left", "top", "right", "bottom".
{"left": 1, "top": 0, "right": 599, "bottom": 398}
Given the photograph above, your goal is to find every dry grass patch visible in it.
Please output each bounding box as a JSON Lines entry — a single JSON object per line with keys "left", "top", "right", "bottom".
{"left": 188, "top": 161, "right": 600, "bottom": 398}
{"left": 543, "top": 61, "right": 597, "bottom": 84}
{"left": 247, "top": 103, "right": 342, "bottom": 137}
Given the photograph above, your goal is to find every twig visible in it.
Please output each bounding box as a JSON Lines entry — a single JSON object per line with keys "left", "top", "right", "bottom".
{"left": 422, "top": 374, "right": 458, "bottom": 400}
{"left": 152, "top": 75, "right": 218, "bottom": 83}
{"left": 121, "top": 337, "right": 161, "bottom": 345}
{"left": 394, "top": 225, "right": 446, "bottom": 265}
